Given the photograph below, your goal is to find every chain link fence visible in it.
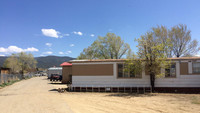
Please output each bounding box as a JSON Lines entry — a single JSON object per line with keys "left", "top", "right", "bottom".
{"left": 0, "top": 73, "right": 35, "bottom": 85}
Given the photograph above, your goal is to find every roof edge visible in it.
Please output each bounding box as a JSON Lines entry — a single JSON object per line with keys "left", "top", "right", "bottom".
{"left": 69, "top": 57, "right": 200, "bottom": 63}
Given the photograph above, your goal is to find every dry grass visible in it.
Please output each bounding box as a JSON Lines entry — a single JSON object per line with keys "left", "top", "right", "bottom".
{"left": 190, "top": 96, "right": 200, "bottom": 105}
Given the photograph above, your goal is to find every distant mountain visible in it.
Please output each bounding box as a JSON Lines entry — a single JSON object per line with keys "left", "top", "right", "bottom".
{"left": 35, "top": 56, "right": 75, "bottom": 68}
{"left": 0, "top": 56, "right": 75, "bottom": 69}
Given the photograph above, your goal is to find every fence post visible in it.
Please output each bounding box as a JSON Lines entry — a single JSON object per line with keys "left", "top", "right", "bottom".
{"left": 3, "top": 74, "right": 5, "bottom": 83}
{"left": 0, "top": 74, "right": 1, "bottom": 85}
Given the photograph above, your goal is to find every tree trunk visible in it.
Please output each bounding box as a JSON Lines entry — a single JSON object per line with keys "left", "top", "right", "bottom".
{"left": 150, "top": 72, "right": 155, "bottom": 92}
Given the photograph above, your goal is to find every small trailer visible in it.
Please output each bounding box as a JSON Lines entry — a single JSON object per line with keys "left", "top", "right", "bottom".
{"left": 47, "top": 67, "right": 62, "bottom": 79}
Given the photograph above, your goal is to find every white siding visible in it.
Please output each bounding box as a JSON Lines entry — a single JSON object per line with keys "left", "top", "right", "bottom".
{"left": 72, "top": 62, "right": 150, "bottom": 87}
{"left": 72, "top": 61, "right": 200, "bottom": 87}
{"left": 155, "top": 62, "right": 200, "bottom": 87}
{"left": 188, "top": 61, "right": 193, "bottom": 74}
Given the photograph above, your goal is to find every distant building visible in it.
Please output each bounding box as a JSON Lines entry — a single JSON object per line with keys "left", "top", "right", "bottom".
{"left": 47, "top": 67, "right": 62, "bottom": 78}
{"left": 60, "top": 62, "right": 72, "bottom": 84}
{"left": 0, "top": 66, "right": 11, "bottom": 75}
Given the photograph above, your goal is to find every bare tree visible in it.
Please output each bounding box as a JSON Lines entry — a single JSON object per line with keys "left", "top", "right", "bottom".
{"left": 169, "top": 24, "right": 200, "bottom": 57}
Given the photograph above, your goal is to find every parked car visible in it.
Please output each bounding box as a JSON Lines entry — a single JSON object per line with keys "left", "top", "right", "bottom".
{"left": 50, "top": 74, "right": 62, "bottom": 81}
{"left": 35, "top": 73, "right": 41, "bottom": 76}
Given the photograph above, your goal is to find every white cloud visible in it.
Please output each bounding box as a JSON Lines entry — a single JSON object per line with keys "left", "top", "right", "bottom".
{"left": 24, "top": 47, "right": 39, "bottom": 52}
{"left": 59, "top": 51, "right": 72, "bottom": 55}
{"left": 66, "top": 51, "right": 72, "bottom": 54}
{"left": 0, "top": 46, "right": 23, "bottom": 53}
{"left": 73, "top": 31, "right": 83, "bottom": 36}
{"left": 59, "top": 52, "right": 64, "bottom": 55}
{"left": 70, "top": 44, "right": 75, "bottom": 47}
{"left": 43, "top": 51, "right": 53, "bottom": 55}
{"left": 63, "top": 34, "right": 70, "bottom": 36}
{"left": 90, "top": 34, "right": 95, "bottom": 37}
{"left": 59, "top": 33, "right": 70, "bottom": 38}
{"left": 0, "top": 54, "right": 5, "bottom": 56}
{"left": 45, "top": 43, "right": 52, "bottom": 47}
{"left": 41, "top": 29, "right": 60, "bottom": 38}
{"left": 0, "top": 47, "right": 7, "bottom": 52}
{"left": 41, "top": 29, "right": 71, "bottom": 38}
{"left": 0, "top": 46, "right": 38, "bottom": 53}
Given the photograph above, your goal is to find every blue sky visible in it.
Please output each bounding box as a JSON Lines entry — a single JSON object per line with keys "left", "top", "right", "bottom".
{"left": 0, "top": 0, "right": 200, "bottom": 58}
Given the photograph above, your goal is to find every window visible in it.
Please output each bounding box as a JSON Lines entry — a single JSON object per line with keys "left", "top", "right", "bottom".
{"left": 165, "top": 64, "right": 176, "bottom": 77}
{"left": 192, "top": 62, "right": 200, "bottom": 74}
{"left": 117, "top": 64, "right": 141, "bottom": 78}
{"left": 118, "top": 64, "right": 123, "bottom": 77}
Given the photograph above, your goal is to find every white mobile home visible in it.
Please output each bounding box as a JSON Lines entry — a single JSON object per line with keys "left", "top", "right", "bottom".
{"left": 67, "top": 57, "right": 200, "bottom": 93}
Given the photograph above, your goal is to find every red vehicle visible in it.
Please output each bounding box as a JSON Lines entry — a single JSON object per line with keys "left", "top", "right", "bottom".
{"left": 50, "top": 74, "right": 62, "bottom": 81}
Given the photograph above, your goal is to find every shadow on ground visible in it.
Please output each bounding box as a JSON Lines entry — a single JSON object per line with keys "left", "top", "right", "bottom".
{"left": 48, "top": 82, "right": 66, "bottom": 85}
{"left": 49, "top": 89, "right": 58, "bottom": 92}
{"left": 105, "top": 93, "right": 156, "bottom": 98}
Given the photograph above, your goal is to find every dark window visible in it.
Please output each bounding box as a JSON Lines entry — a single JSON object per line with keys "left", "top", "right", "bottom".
{"left": 118, "top": 64, "right": 123, "bottom": 77}
{"left": 165, "top": 64, "right": 176, "bottom": 77}
{"left": 130, "top": 69, "right": 136, "bottom": 77}
{"left": 192, "top": 62, "right": 200, "bottom": 74}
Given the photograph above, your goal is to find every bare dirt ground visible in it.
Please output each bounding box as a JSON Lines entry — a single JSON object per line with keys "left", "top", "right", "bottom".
{"left": 0, "top": 77, "right": 72, "bottom": 113}
{"left": 63, "top": 92, "right": 200, "bottom": 113}
{"left": 0, "top": 76, "right": 200, "bottom": 113}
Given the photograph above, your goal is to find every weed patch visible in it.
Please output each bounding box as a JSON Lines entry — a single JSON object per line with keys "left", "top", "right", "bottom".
{"left": 0, "top": 80, "right": 20, "bottom": 87}
{"left": 191, "top": 96, "right": 200, "bottom": 104}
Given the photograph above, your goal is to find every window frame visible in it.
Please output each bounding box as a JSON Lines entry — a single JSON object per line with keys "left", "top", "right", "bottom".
{"left": 192, "top": 62, "right": 200, "bottom": 74}
{"left": 165, "top": 63, "right": 176, "bottom": 78}
{"left": 117, "top": 63, "right": 142, "bottom": 79}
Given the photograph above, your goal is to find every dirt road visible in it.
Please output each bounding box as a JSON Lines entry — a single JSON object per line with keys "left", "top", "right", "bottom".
{"left": 0, "top": 77, "right": 200, "bottom": 113}
{"left": 0, "top": 77, "right": 72, "bottom": 113}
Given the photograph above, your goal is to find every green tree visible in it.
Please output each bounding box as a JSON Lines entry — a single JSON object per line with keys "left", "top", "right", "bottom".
{"left": 78, "top": 33, "right": 131, "bottom": 59}
{"left": 17, "top": 52, "right": 37, "bottom": 78}
{"left": 3, "top": 54, "right": 20, "bottom": 74}
{"left": 126, "top": 27, "right": 171, "bottom": 92}
{"left": 3, "top": 52, "right": 37, "bottom": 78}
{"left": 126, "top": 49, "right": 135, "bottom": 59}
{"left": 77, "top": 46, "right": 97, "bottom": 59}
{"left": 152, "top": 25, "right": 173, "bottom": 58}
{"left": 169, "top": 24, "right": 200, "bottom": 57}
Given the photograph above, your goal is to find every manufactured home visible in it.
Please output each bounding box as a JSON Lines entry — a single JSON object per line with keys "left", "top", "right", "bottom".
{"left": 63, "top": 57, "right": 200, "bottom": 93}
